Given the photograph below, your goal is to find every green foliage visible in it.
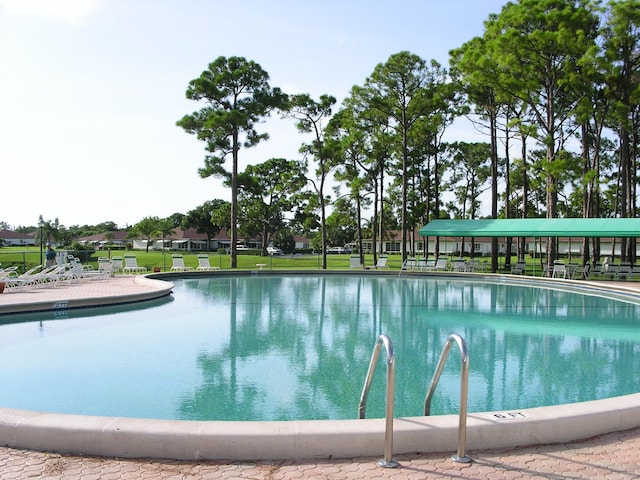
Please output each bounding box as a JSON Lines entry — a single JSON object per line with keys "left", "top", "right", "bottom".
{"left": 177, "top": 55, "right": 287, "bottom": 268}
{"left": 182, "top": 200, "right": 227, "bottom": 240}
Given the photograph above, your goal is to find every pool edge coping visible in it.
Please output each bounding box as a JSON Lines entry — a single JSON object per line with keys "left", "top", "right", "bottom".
{"left": 1, "top": 394, "right": 639, "bottom": 461}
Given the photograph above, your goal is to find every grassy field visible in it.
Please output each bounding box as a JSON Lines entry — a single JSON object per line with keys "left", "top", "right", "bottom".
{"left": 0, "top": 246, "right": 552, "bottom": 273}
{"left": 0, "top": 247, "right": 406, "bottom": 271}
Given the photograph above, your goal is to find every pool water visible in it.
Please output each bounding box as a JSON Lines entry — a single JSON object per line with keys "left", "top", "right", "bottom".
{"left": 1, "top": 274, "right": 639, "bottom": 421}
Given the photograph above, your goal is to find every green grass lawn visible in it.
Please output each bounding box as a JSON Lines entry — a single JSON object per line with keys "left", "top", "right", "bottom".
{"left": 0, "top": 247, "right": 565, "bottom": 274}
{"left": 1, "top": 247, "right": 401, "bottom": 271}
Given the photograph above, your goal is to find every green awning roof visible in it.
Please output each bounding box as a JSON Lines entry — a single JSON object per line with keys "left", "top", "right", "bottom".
{"left": 418, "top": 218, "right": 640, "bottom": 238}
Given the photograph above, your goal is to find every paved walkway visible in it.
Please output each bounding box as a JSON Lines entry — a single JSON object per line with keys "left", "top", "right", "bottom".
{"left": 1, "top": 427, "right": 639, "bottom": 479}
{"left": 1, "top": 275, "right": 640, "bottom": 479}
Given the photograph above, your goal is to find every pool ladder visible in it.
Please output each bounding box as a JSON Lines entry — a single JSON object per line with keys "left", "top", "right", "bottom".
{"left": 358, "top": 333, "right": 471, "bottom": 468}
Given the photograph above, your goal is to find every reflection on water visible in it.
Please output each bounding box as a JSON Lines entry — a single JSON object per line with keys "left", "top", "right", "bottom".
{"left": 175, "top": 275, "right": 640, "bottom": 420}
{"left": 1, "top": 275, "right": 639, "bottom": 421}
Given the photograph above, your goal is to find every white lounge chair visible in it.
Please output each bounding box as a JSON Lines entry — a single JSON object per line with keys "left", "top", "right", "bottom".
{"left": 122, "top": 255, "right": 147, "bottom": 274}
{"left": 196, "top": 254, "right": 220, "bottom": 271}
{"left": 349, "top": 255, "right": 362, "bottom": 269}
{"left": 97, "top": 257, "right": 114, "bottom": 276}
{"left": 580, "top": 264, "right": 590, "bottom": 280}
{"left": 591, "top": 263, "right": 604, "bottom": 278}
{"left": 402, "top": 258, "right": 416, "bottom": 270}
{"left": 451, "top": 260, "right": 467, "bottom": 272}
{"left": 67, "top": 256, "right": 109, "bottom": 280}
{"left": 511, "top": 262, "right": 526, "bottom": 275}
{"left": 0, "top": 266, "right": 18, "bottom": 280}
{"left": 603, "top": 263, "right": 619, "bottom": 279}
{"left": 36, "top": 264, "right": 77, "bottom": 286}
{"left": 617, "top": 262, "right": 632, "bottom": 280}
{"left": 2, "top": 265, "right": 44, "bottom": 290}
{"left": 422, "top": 259, "right": 436, "bottom": 271}
{"left": 433, "top": 258, "right": 448, "bottom": 271}
{"left": 552, "top": 262, "right": 566, "bottom": 278}
{"left": 108, "top": 256, "right": 123, "bottom": 275}
{"left": 466, "top": 260, "right": 480, "bottom": 272}
{"left": 171, "top": 254, "right": 194, "bottom": 272}
{"left": 374, "top": 256, "right": 388, "bottom": 269}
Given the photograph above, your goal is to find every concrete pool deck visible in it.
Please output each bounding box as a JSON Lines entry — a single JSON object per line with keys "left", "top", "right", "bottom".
{"left": 0, "top": 273, "right": 639, "bottom": 479}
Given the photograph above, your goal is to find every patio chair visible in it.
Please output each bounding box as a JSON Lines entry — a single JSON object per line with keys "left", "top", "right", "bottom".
{"left": 602, "top": 263, "right": 619, "bottom": 279}
{"left": 2, "top": 265, "right": 43, "bottom": 290}
{"left": 122, "top": 255, "right": 147, "bottom": 274}
{"left": 590, "top": 263, "right": 603, "bottom": 278}
{"left": 170, "top": 254, "right": 194, "bottom": 272}
{"left": 510, "top": 262, "right": 526, "bottom": 275}
{"left": 552, "top": 262, "right": 566, "bottom": 278}
{"left": 349, "top": 255, "right": 362, "bottom": 269}
{"left": 402, "top": 258, "right": 416, "bottom": 270}
{"left": 422, "top": 259, "right": 436, "bottom": 271}
{"left": 374, "top": 256, "right": 388, "bottom": 269}
{"left": 451, "top": 260, "right": 467, "bottom": 272}
{"left": 580, "top": 264, "right": 590, "bottom": 280}
{"left": 21, "top": 264, "right": 61, "bottom": 288}
{"left": 196, "top": 254, "right": 220, "bottom": 271}
{"left": 97, "top": 257, "right": 114, "bottom": 276}
{"left": 111, "top": 256, "right": 124, "bottom": 275}
{"left": 466, "top": 260, "right": 480, "bottom": 272}
{"left": 39, "top": 264, "right": 78, "bottom": 286}
{"left": 0, "top": 265, "right": 18, "bottom": 280}
{"left": 433, "top": 258, "right": 448, "bottom": 271}
{"left": 617, "top": 262, "right": 632, "bottom": 280}
{"left": 67, "top": 256, "right": 109, "bottom": 280}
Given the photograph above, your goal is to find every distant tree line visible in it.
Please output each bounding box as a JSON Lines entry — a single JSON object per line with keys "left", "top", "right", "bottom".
{"left": 175, "top": 0, "right": 640, "bottom": 270}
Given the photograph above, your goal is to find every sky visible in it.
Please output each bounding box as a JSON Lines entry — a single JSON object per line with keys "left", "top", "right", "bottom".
{"left": 0, "top": 0, "right": 509, "bottom": 229}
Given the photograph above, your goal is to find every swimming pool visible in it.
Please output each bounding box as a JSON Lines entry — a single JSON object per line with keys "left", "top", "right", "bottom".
{"left": 1, "top": 274, "right": 639, "bottom": 422}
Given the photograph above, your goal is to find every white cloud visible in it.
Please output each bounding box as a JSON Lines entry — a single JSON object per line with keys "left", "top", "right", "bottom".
{"left": 0, "top": 0, "right": 99, "bottom": 25}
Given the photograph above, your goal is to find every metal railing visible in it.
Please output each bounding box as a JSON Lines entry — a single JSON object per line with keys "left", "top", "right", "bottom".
{"left": 358, "top": 334, "right": 398, "bottom": 468}
{"left": 424, "top": 333, "right": 471, "bottom": 463}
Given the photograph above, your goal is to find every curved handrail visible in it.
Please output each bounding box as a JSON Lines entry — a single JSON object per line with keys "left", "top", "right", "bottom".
{"left": 358, "top": 334, "right": 398, "bottom": 468}
{"left": 423, "top": 333, "right": 471, "bottom": 463}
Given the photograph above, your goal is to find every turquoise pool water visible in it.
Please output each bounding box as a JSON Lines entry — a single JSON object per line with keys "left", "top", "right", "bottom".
{"left": 1, "top": 274, "right": 639, "bottom": 421}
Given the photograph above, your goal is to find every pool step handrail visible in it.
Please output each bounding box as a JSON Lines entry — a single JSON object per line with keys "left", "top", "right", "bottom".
{"left": 358, "top": 334, "right": 398, "bottom": 468}
{"left": 424, "top": 333, "right": 471, "bottom": 463}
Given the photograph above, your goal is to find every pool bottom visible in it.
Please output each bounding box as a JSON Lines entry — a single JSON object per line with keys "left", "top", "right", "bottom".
{"left": 1, "top": 393, "right": 640, "bottom": 461}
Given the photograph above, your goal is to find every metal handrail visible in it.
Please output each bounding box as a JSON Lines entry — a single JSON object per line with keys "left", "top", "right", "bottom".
{"left": 358, "top": 334, "right": 398, "bottom": 468}
{"left": 423, "top": 333, "right": 471, "bottom": 463}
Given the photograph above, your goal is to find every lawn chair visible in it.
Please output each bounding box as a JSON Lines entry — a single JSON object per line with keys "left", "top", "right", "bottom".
{"left": 2, "top": 265, "right": 43, "bottom": 290}
{"left": 552, "top": 262, "right": 566, "bottom": 278}
{"left": 511, "top": 262, "right": 526, "bottom": 275}
{"left": 122, "top": 255, "right": 147, "bottom": 274}
{"left": 433, "top": 258, "right": 448, "bottom": 271}
{"left": 65, "top": 256, "right": 99, "bottom": 281}
{"left": 374, "top": 256, "right": 388, "bottom": 269}
{"left": 349, "top": 255, "right": 362, "bottom": 269}
{"left": 196, "top": 254, "right": 220, "bottom": 271}
{"left": 111, "top": 256, "right": 124, "bottom": 275}
{"left": 451, "top": 260, "right": 467, "bottom": 272}
{"left": 422, "top": 259, "right": 436, "bottom": 271}
{"left": 170, "top": 254, "right": 194, "bottom": 272}
{"left": 0, "top": 266, "right": 18, "bottom": 280}
{"left": 617, "top": 262, "right": 632, "bottom": 280}
{"left": 97, "top": 257, "right": 114, "bottom": 276}
{"left": 402, "top": 258, "right": 416, "bottom": 270}
{"left": 580, "top": 264, "right": 590, "bottom": 280}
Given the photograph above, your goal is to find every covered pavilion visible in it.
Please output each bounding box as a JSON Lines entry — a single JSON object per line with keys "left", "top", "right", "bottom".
{"left": 418, "top": 218, "right": 640, "bottom": 272}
